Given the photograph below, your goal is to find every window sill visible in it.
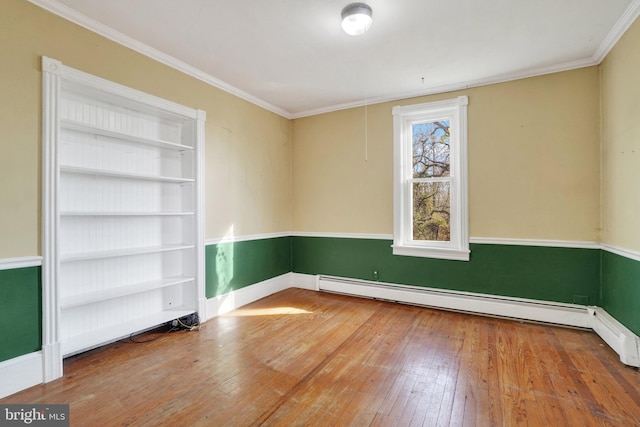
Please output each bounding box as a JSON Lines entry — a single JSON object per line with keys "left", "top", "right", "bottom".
{"left": 392, "top": 244, "right": 470, "bottom": 261}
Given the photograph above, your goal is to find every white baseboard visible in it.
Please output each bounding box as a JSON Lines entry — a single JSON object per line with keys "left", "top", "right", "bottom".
{"left": 0, "top": 352, "right": 44, "bottom": 399}
{"left": 316, "top": 275, "right": 640, "bottom": 367}
{"left": 204, "top": 273, "right": 325, "bottom": 320}
{"left": 4, "top": 272, "right": 637, "bottom": 400}
{"left": 291, "top": 273, "right": 319, "bottom": 291}
{"left": 588, "top": 307, "right": 640, "bottom": 367}
{"left": 317, "top": 275, "right": 590, "bottom": 327}
{"left": 42, "top": 342, "right": 63, "bottom": 383}
{"left": 204, "top": 273, "right": 640, "bottom": 367}
{"left": 205, "top": 273, "right": 293, "bottom": 319}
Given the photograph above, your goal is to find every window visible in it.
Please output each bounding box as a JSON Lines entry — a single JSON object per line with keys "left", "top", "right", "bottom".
{"left": 392, "top": 96, "right": 469, "bottom": 261}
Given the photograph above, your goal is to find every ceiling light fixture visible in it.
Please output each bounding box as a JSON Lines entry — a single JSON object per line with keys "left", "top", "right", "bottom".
{"left": 341, "top": 3, "right": 373, "bottom": 36}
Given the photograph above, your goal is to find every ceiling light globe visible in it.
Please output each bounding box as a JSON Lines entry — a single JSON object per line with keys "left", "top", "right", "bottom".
{"left": 341, "top": 3, "right": 373, "bottom": 36}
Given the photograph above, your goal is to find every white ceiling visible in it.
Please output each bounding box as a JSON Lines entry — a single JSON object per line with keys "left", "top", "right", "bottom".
{"left": 34, "top": 0, "right": 640, "bottom": 118}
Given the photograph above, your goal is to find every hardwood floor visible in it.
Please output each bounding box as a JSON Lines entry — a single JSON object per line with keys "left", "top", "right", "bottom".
{"left": 3, "top": 288, "right": 640, "bottom": 426}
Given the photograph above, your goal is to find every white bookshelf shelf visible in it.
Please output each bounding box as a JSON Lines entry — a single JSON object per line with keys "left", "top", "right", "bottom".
{"left": 61, "top": 119, "right": 194, "bottom": 151}
{"left": 60, "top": 211, "right": 195, "bottom": 217}
{"left": 61, "top": 308, "right": 195, "bottom": 356}
{"left": 60, "top": 165, "right": 194, "bottom": 183}
{"left": 60, "top": 244, "right": 194, "bottom": 262}
{"left": 60, "top": 276, "right": 194, "bottom": 309}
{"left": 43, "top": 56, "right": 204, "bottom": 364}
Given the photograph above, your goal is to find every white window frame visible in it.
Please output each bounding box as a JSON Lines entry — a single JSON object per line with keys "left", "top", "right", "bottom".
{"left": 392, "top": 96, "right": 469, "bottom": 261}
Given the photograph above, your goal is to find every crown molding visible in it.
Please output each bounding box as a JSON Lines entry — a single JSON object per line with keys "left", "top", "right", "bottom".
{"left": 29, "top": 0, "right": 640, "bottom": 121}
{"left": 592, "top": 0, "right": 640, "bottom": 63}
{"left": 287, "top": 0, "right": 640, "bottom": 119}
{"left": 27, "top": 0, "right": 292, "bottom": 119}
{"left": 291, "top": 57, "right": 597, "bottom": 119}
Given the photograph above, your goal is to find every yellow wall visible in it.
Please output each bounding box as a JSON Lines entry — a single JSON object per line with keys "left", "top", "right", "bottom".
{"left": 1, "top": 0, "right": 625, "bottom": 258}
{"left": 293, "top": 68, "right": 601, "bottom": 241}
{"left": 0, "top": 0, "right": 292, "bottom": 258}
{"left": 600, "top": 17, "right": 640, "bottom": 252}
{"left": 292, "top": 105, "right": 393, "bottom": 235}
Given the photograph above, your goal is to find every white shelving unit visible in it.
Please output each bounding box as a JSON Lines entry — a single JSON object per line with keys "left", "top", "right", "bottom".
{"left": 42, "top": 57, "right": 205, "bottom": 367}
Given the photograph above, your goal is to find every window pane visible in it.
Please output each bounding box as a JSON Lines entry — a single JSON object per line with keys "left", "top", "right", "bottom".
{"left": 413, "top": 181, "right": 450, "bottom": 241}
{"left": 412, "top": 120, "right": 450, "bottom": 178}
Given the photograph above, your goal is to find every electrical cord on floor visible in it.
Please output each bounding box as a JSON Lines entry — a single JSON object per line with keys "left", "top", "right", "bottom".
{"left": 175, "top": 316, "right": 201, "bottom": 331}
{"left": 119, "top": 314, "right": 200, "bottom": 344}
{"left": 120, "top": 325, "right": 175, "bottom": 344}
{"left": 170, "top": 313, "right": 201, "bottom": 332}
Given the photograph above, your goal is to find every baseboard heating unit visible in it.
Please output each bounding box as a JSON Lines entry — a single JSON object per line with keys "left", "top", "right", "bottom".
{"left": 588, "top": 307, "right": 640, "bottom": 367}
{"left": 315, "top": 275, "right": 640, "bottom": 367}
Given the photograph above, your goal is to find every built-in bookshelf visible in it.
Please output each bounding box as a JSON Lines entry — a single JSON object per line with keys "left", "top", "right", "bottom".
{"left": 42, "top": 57, "right": 205, "bottom": 363}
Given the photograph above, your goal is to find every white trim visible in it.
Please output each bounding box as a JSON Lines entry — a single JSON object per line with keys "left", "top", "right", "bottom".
{"left": 41, "top": 57, "right": 63, "bottom": 384}
{"left": 293, "top": 2, "right": 640, "bottom": 121}
{"left": 293, "top": 82, "right": 468, "bottom": 119}
{"left": 28, "top": 0, "right": 640, "bottom": 121}
{"left": 196, "top": 109, "right": 207, "bottom": 320}
{"left": 318, "top": 275, "right": 590, "bottom": 328}
{"left": 291, "top": 231, "right": 393, "bottom": 240}
{"left": 0, "top": 256, "right": 42, "bottom": 271}
{"left": 28, "top": 0, "right": 291, "bottom": 119}
{"left": 391, "top": 245, "right": 471, "bottom": 261}
{"left": 41, "top": 342, "right": 62, "bottom": 383}
{"left": 392, "top": 96, "right": 469, "bottom": 261}
{"left": 204, "top": 273, "right": 318, "bottom": 320}
{"left": 205, "top": 232, "right": 290, "bottom": 246}
{"left": 291, "top": 57, "right": 596, "bottom": 119}
{"left": 292, "top": 233, "right": 601, "bottom": 249}
{"left": 470, "top": 237, "right": 601, "bottom": 249}
{"left": 292, "top": 0, "right": 640, "bottom": 121}
{"left": 592, "top": 0, "right": 640, "bottom": 63}
{"left": 205, "top": 273, "right": 293, "bottom": 319}
{"left": 291, "top": 273, "right": 319, "bottom": 291}
{"left": 588, "top": 307, "right": 640, "bottom": 367}
{"left": 43, "top": 57, "right": 200, "bottom": 118}
{"left": 317, "top": 275, "right": 640, "bottom": 367}
{"left": 3, "top": 271, "right": 638, "bottom": 399}
{"left": 0, "top": 352, "right": 44, "bottom": 399}
{"left": 206, "top": 233, "right": 638, "bottom": 258}
{"left": 601, "top": 243, "right": 640, "bottom": 263}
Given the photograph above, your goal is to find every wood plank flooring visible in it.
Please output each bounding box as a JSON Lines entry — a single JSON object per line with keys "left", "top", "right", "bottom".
{"left": 2, "top": 288, "right": 640, "bottom": 426}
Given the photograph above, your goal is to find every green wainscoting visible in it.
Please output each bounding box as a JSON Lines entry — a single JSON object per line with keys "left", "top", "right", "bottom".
{"left": 292, "top": 237, "right": 601, "bottom": 305}
{"left": 0, "top": 266, "right": 42, "bottom": 363}
{"left": 601, "top": 250, "right": 640, "bottom": 336}
{"left": 2, "top": 238, "right": 636, "bottom": 365}
{"left": 205, "top": 236, "right": 292, "bottom": 298}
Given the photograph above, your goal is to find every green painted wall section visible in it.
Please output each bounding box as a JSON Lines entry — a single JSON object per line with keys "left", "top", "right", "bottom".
{"left": 205, "top": 236, "right": 292, "bottom": 298}
{"left": 0, "top": 267, "right": 41, "bottom": 363}
{"left": 292, "top": 237, "right": 601, "bottom": 305}
{"left": 2, "top": 238, "right": 638, "bottom": 364}
{"left": 601, "top": 251, "right": 640, "bottom": 336}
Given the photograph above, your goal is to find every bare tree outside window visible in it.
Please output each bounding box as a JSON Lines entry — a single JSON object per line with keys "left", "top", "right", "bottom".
{"left": 393, "top": 96, "right": 468, "bottom": 260}
{"left": 412, "top": 121, "right": 451, "bottom": 241}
